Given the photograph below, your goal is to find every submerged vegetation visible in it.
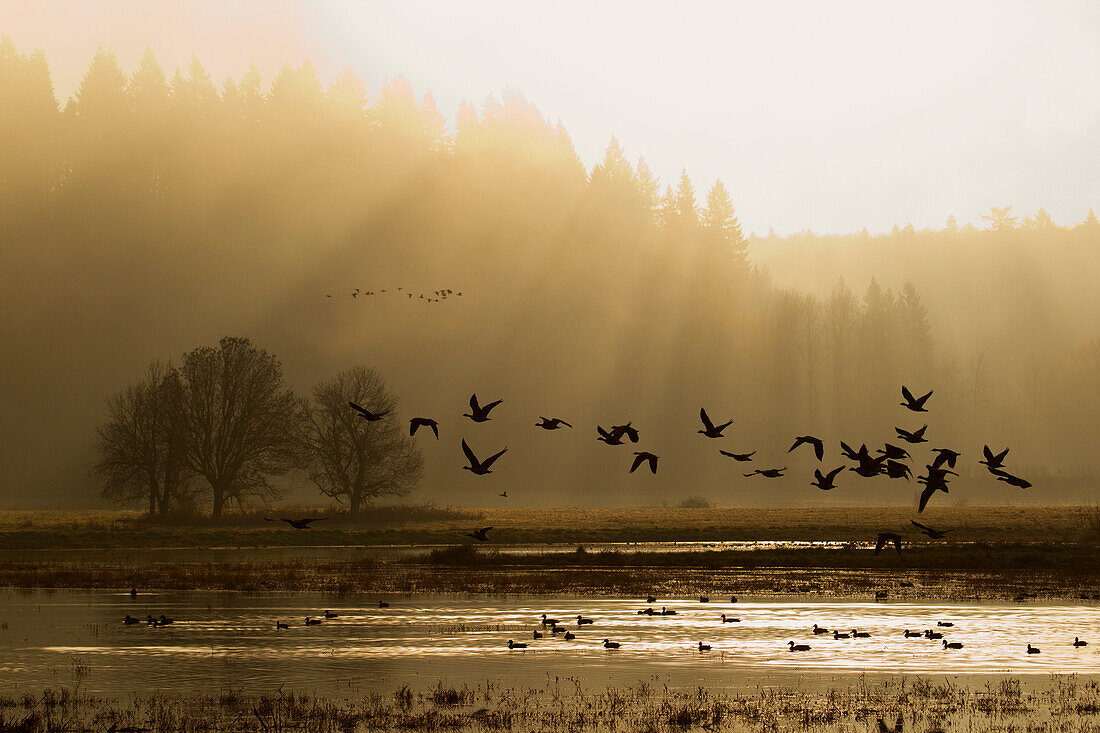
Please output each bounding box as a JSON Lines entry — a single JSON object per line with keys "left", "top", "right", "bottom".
{"left": 1, "top": 677, "right": 1098, "bottom": 732}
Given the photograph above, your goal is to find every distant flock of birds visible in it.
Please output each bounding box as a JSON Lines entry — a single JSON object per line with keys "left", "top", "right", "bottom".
{"left": 122, "top": 592, "right": 1088, "bottom": 657}
{"left": 326, "top": 287, "right": 462, "bottom": 304}
{"left": 325, "top": 386, "right": 1035, "bottom": 553}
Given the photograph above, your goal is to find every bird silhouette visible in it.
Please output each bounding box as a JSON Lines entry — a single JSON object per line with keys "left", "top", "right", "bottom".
{"left": 811, "top": 466, "right": 844, "bottom": 490}
{"left": 265, "top": 517, "right": 326, "bottom": 530}
{"left": 409, "top": 417, "right": 439, "bottom": 438}
{"left": 499, "top": 491, "right": 508, "bottom": 498}
{"left": 744, "top": 467, "right": 786, "bottom": 478}
{"left": 839, "top": 441, "right": 863, "bottom": 461}
{"left": 630, "top": 451, "right": 659, "bottom": 474}
{"left": 596, "top": 425, "right": 626, "bottom": 445}
{"left": 943, "top": 640, "right": 964, "bottom": 649}
{"left": 885, "top": 460, "right": 912, "bottom": 480}
{"left": 698, "top": 408, "right": 733, "bottom": 438}
{"left": 789, "top": 435, "right": 825, "bottom": 461}
{"left": 980, "top": 445, "right": 1010, "bottom": 469}
{"left": 877, "top": 443, "right": 911, "bottom": 461}
{"left": 719, "top": 449, "right": 755, "bottom": 461}
{"left": 850, "top": 452, "right": 887, "bottom": 477}
{"left": 276, "top": 621, "right": 289, "bottom": 630}
{"left": 930, "top": 448, "right": 961, "bottom": 469}
{"left": 463, "top": 394, "right": 503, "bottom": 422}
{"left": 900, "top": 386, "right": 933, "bottom": 412}
{"left": 911, "top": 520, "right": 951, "bottom": 539}
{"left": 1027, "top": 643, "right": 1041, "bottom": 654}
{"left": 348, "top": 401, "right": 388, "bottom": 421}
{"left": 602, "top": 639, "right": 621, "bottom": 649}
{"left": 507, "top": 639, "right": 527, "bottom": 649}
{"left": 917, "top": 482, "right": 945, "bottom": 513}
{"left": 461, "top": 439, "right": 507, "bottom": 475}
{"left": 895, "top": 425, "right": 928, "bottom": 444}
{"left": 788, "top": 641, "right": 811, "bottom": 651}
{"left": 610, "top": 423, "right": 640, "bottom": 443}
{"left": 698, "top": 641, "right": 711, "bottom": 651}
{"left": 989, "top": 467, "right": 1032, "bottom": 488}
{"left": 874, "top": 533, "right": 903, "bottom": 555}
{"left": 535, "top": 417, "right": 573, "bottom": 430}
{"left": 466, "top": 526, "right": 492, "bottom": 542}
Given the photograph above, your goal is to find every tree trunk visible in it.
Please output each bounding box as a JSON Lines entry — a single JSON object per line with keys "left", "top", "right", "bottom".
{"left": 212, "top": 484, "right": 226, "bottom": 518}
{"left": 349, "top": 488, "right": 361, "bottom": 517}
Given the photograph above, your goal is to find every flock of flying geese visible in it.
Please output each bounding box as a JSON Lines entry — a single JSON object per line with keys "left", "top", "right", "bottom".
{"left": 326, "top": 287, "right": 462, "bottom": 304}
{"left": 343, "top": 386, "right": 1034, "bottom": 552}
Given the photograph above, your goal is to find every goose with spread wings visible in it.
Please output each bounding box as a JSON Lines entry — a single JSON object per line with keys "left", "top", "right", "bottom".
{"left": 463, "top": 394, "right": 503, "bottom": 423}
{"left": 719, "top": 450, "right": 755, "bottom": 461}
{"left": 900, "top": 386, "right": 933, "bottom": 412}
{"left": 461, "top": 439, "right": 507, "bottom": 475}
{"left": 789, "top": 435, "right": 824, "bottom": 461}
{"left": 348, "top": 401, "right": 388, "bottom": 421}
{"left": 466, "top": 526, "right": 493, "bottom": 542}
{"left": 265, "top": 517, "right": 327, "bottom": 530}
{"left": 894, "top": 425, "right": 928, "bottom": 444}
{"left": 874, "top": 532, "right": 903, "bottom": 555}
{"left": 911, "top": 520, "right": 951, "bottom": 539}
{"left": 811, "top": 466, "right": 844, "bottom": 490}
{"left": 698, "top": 408, "right": 733, "bottom": 438}
{"left": 630, "top": 451, "right": 659, "bottom": 474}
{"left": 409, "top": 417, "right": 439, "bottom": 438}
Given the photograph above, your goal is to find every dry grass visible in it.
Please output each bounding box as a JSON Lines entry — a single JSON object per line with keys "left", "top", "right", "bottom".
{"left": 0, "top": 676, "right": 1097, "bottom": 732}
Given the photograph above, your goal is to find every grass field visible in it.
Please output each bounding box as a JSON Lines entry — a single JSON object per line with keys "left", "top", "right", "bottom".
{"left": 2, "top": 676, "right": 1098, "bottom": 732}
{"left": 0, "top": 505, "right": 1095, "bottom": 549}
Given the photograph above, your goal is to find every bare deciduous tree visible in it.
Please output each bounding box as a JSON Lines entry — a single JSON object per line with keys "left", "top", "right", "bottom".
{"left": 92, "top": 360, "right": 194, "bottom": 517}
{"left": 302, "top": 366, "right": 423, "bottom": 515}
{"left": 177, "top": 337, "right": 304, "bottom": 517}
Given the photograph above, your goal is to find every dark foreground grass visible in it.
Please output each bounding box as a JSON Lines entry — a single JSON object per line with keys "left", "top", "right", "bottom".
{"left": 1, "top": 676, "right": 1098, "bottom": 732}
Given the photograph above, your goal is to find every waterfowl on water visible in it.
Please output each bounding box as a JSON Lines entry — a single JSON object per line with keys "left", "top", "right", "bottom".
{"left": 552, "top": 625, "right": 567, "bottom": 634}
{"left": 875, "top": 590, "right": 888, "bottom": 601}
{"left": 637, "top": 608, "right": 654, "bottom": 615}
{"left": 720, "top": 614, "right": 740, "bottom": 623}
{"left": 541, "top": 614, "right": 559, "bottom": 625}
{"left": 730, "top": 596, "right": 738, "bottom": 603}
{"left": 564, "top": 631, "right": 576, "bottom": 640}
{"left": 577, "top": 615, "right": 594, "bottom": 625}
{"left": 699, "top": 596, "right": 709, "bottom": 603}
{"left": 943, "top": 640, "right": 964, "bottom": 649}
{"left": 378, "top": 601, "right": 390, "bottom": 608}
{"left": 937, "top": 621, "right": 954, "bottom": 627}
{"left": 832, "top": 631, "right": 850, "bottom": 639}
{"left": 533, "top": 630, "right": 542, "bottom": 639}
{"left": 660, "top": 607, "right": 677, "bottom": 616}
{"left": 813, "top": 624, "right": 830, "bottom": 635}
{"left": 130, "top": 587, "right": 137, "bottom": 599}
{"left": 924, "top": 630, "right": 943, "bottom": 639}
{"left": 851, "top": 629, "right": 871, "bottom": 638}
{"left": 1027, "top": 643, "right": 1041, "bottom": 654}
{"left": 305, "top": 617, "right": 322, "bottom": 625}
{"left": 324, "top": 610, "right": 338, "bottom": 619}
{"left": 276, "top": 621, "right": 289, "bottom": 630}
{"left": 1074, "top": 638, "right": 1088, "bottom": 647}
{"left": 123, "top": 615, "right": 140, "bottom": 625}
{"left": 603, "top": 639, "right": 621, "bottom": 649}
{"left": 698, "top": 642, "right": 712, "bottom": 651}
{"left": 507, "top": 639, "right": 527, "bottom": 649}
{"left": 646, "top": 595, "right": 656, "bottom": 603}
{"left": 788, "top": 641, "right": 811, "bottom": 651}
{"left": 903, "top": 630, "right": 922, "bottom": 637}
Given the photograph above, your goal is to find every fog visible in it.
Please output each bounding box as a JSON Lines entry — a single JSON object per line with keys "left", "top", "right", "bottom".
{"left": 0, "top": 39, "right": 1097, "bottom": 511}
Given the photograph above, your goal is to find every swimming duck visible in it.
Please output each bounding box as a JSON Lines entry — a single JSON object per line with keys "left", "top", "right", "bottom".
{"left": 924, "top": 630, "right": 943, "bottom": 639}
{"left": 720, "top": 614, "right": 740, "bottom": 623}
{"left": 541, "top": 614, "right": 559, "bottom": 626}
{"left": 276, "top": 621, "right": 289, "bottom": 630}
{"left": 551, "top": 625, "right": 567, "bottom": 634}
{"left": 123, "top": 615, "right": 140, "bottom": 625}
{"left": 533, "top": 630, "right": 542, "bottom": 639}
{"left": 730, "top": 596, "right": 738, "bottom": 603}
{"left": 812, "top": 624, "right": 830, "bottom": 635}
{"left": 603, "top": 639, "right": 621, "bottom": 649}
{"left": 1074, "top": 638, "right": 1088, "bottom": 647}
{"left": 903, "top": 629, "right": 922, "bottom": 637}
{"left": 851, "top": 629, "right": 871, "bottom": 638}
{"left": 698, "top": 642, "right": 711, "bottom": 651}
{"left": 158, "top": 615, "right": 174, "bottom": 625}
{"left": 324, "top": 610, "right": 338, "bottom": 619}
{"left": 937, "top": 621, "right": 954, "bottom": 627}
{"left": 833, "top": 631, "right": 851, "bottom": 639}
{"left": 1027, "top": 643, "right": 1041, "bottom": 654}
{"left": 943, "top": 640, "right": 964, "bottom": 649}
{"left": 699, "top": 596, "right": 709, "bottom": 603}
{"left": 646, "top": 595, "right": 656, "bottom": 603}
{"left": 378, "top": 602, "right": 389, "bottom": 608}
{"left": 507, "top": 639, "right": 527, "bottom": 649}
{"left": 660, "top": 607, "right": 677, "bottom": 616}
{"left": 564, "top": 631, "right": 576, "bottom": 640}
{"left": 788, "top": 641, "right": 811, "bottom": 651}
{"left": 577, "top": 615, "right": 594, "bottom": 625}
{"left": 304, "top": 617, "right": 322, "bottom": 625}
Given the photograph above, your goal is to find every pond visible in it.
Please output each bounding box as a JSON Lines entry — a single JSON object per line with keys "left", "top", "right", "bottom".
{"left": 0, "top": 589, "right": 1096, "bottom": 697}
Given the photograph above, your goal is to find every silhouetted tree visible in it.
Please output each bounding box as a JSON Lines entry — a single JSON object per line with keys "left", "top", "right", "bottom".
{"left": 177, "top": 337, "right": 304, "bottom": 517}
{"left": 302, "top": 367, "right": 423, "bottom": 515}
{"left": 981, "top": 206, "right": 1018, "bottom": 232}
{"left": 703, "top": 180, "right": 747, "bottom": 267}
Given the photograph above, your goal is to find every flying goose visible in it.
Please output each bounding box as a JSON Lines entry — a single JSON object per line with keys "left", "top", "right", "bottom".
{"left": 989, "top": 467, "right": 1032, "bottom": 489}
{"left": 630, "top": 451, "right": 658, "bottom": 474}
{"left": 409, "top": 417, "right": 439, "bottom": 438}
{"left": 894, "top": 425, "right": 928, "bottom": 444}
{"left": 461, "top": 439, "right": 507, "bottom": 475}
{"left": 911, "top": 520, "right": 951, "bottom": 539}
{"left": 265, "top": 517, "right": 326, "bottom": 530}
{"left": 930, "top": 448, "right": 961, "bottom": 469}
{"left": 744, "top": 467, "right": 786, "bottom": 478}
{"left": 463, "top": 394, "right": 503, "bottom": 422}
{"left": 877, "top": 443, "right": 911, "bottom": 461}
{"left": 811, "top": 467, "right": 844, "bottom": 490}
{"left": 465, "top": 526, "right": 492, "bottom": 542}
{"left": 874, "top": 533, "right": 903, "bottom": 556}
{"left": 610, "top": 423, "right": 640, "bottom": 443}
{"left": 719, "top": 450, "right": 755, "bottom": 461}
{"left": 979, "top": 445, "right": 1010, "bottom": 469}
{"left": 536, "top": 417, "right": 572, "bottom": 430}
{"left": 789, "top": 435, "right": 824, "bottom": 461}
{"left": 885, "top": 460, "right": 912, "bottom": 480}
{"left": 597, "top": 425, "right": 626, "bottom": 445}
{"left": 698, "top": 408, "right": 733, "bottom": 438}
{"left": 900, "top": 386, "right": 933, "bottom": 412}
{"left": 348, "top": 401, "right": 388, "bottom": 421}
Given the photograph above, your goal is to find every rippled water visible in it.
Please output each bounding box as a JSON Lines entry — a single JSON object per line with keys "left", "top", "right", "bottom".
{"left": 1, "top": 589, "right": 1096, "bottom": 697}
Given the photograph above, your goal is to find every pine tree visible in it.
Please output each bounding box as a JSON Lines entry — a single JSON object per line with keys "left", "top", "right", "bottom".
{"left": 702, "top": 180, "right": 747, "bottom": 265}
{"left": 635, "top": 157, "right": 659, "bottom": 214}
{"left": 1080, "top": 208, "right": 1098, "bottom": 230}
{"left": 673, "top": 169, "right": 698, "bottom": 226}
{"left": 327, "top": 66, "right": 367, "bottom": 119}
{"left": 128, "top": 48, "right": 168, "bottom": 119}
{"left": 72, "top": 48, "right": 128, "bottom": 122}
{"left": 944, "top": 214, "right": 958, "bottom": 233}
{"left": 420, "top": 92, "right": 450, "bottom": 153}
{"left": 590, "top": 137, "right": 635, "bottom": 189}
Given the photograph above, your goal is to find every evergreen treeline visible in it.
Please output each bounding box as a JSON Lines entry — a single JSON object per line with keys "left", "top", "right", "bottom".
{"left": 1, "top": 40, "right": 1096, "bottom": 508}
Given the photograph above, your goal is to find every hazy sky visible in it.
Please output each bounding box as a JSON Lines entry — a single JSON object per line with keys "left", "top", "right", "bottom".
{"left": 5, "top": 0, "right": 1098, "bottom": 234}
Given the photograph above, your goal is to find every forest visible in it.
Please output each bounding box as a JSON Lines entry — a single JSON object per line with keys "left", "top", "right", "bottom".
{"left": 1, "top": 38, "right": 1097, "bottom": 509}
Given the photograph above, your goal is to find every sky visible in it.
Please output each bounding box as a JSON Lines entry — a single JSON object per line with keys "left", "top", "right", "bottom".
{"left": 4, "top": 0, "right": 1099, "bottom": 235}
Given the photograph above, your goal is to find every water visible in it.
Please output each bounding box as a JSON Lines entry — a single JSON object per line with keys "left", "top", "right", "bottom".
{"left": 1, "top": 589, "right": 1096, "bottom": 697}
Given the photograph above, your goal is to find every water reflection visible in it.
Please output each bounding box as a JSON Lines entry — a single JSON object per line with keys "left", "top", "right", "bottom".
{"left": 0, "top": 589, "right": 1095, "bottom": 697}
